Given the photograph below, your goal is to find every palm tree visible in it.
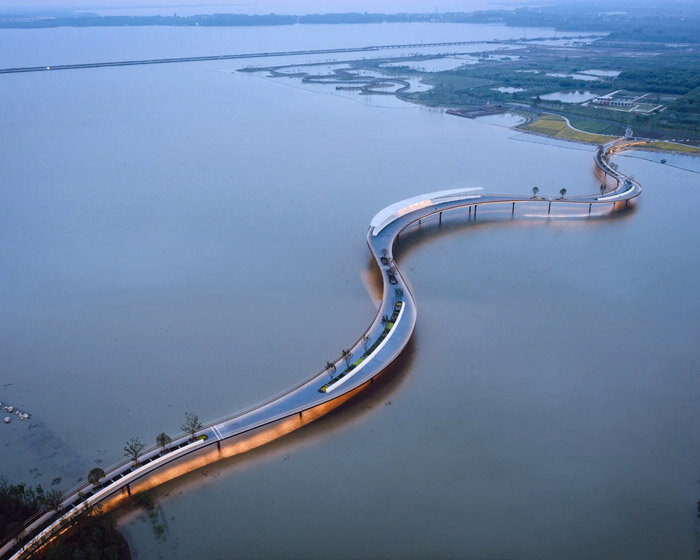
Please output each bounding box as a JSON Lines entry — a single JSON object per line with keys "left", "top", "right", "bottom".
{"left": 87, "top": 467, "right": 105, "bottom": 487}
{"left": 124, "top": 437, "right": 146, "bottom": 467}
{"left": 559, "top": 187, "right": 567, "bottom": 199}
{"left": 156, "top": 432, "right": 172, "bottom": 451}
{"left": 532, "top": 186, "right": 539, "bottom": 198}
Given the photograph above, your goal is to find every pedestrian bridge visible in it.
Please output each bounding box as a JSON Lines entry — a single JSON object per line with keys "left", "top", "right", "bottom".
{"left": 2, "top": 137, "right": 643, "bottom": 559}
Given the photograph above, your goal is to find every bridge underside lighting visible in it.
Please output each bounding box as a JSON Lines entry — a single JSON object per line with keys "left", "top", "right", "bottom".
{"left": 98, "top": 387, "right": 367, "bottom": 514}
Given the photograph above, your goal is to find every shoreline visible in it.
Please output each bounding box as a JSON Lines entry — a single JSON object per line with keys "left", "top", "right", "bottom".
{"left": 510, "top": 112, "right": 700, "bottom": 154}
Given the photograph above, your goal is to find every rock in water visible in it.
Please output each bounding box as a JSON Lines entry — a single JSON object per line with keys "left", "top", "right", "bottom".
{"left": 3, "top": 417, "right": 10, "bottom": 424}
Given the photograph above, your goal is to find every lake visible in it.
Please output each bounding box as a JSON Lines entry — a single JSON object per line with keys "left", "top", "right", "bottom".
{"left": 1, "top": 22, "right": 699, "bottom": 559}
{"left": 539, "top": 90, "right": 599, "bottom": 103}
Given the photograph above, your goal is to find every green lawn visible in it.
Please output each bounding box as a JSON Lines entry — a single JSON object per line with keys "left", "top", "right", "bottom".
{"left": 521, "top": 116, "right": 700, "bottom": 151}
{"left": 569, "top": 118, "right": 623, "bottom": 135}
{"left": 521, "top": 115, "right": 616, "bottom": 144}
{"left": 642, "top": 141, "right": 700, "bottom": 153}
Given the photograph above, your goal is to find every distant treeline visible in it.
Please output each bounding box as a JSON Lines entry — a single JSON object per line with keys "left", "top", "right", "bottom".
{"left": 617, "top": 69, "right": 700, "bottom": 95}
{"left": 503, "top": 10, "right": 700, "bottom": 44}
{"left": 2, "top": 5, "right": 699, "bottom": 44}
{"left": 0, "top": 12, "right": 481, "bottom": 28}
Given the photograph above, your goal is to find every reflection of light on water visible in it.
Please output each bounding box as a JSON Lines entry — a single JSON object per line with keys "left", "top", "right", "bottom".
{"left": 361, "top": 264, "right": 383, "bottom": 308}
{"left": 101, "top": 383, "right": 369, "bottom": 513}
{"left": 521, "top": 212, "right": 605, "bottom": 219}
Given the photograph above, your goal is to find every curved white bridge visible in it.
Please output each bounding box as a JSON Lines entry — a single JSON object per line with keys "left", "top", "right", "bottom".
{"left": 2, "top": 138, "right": 643, "bottom": 559}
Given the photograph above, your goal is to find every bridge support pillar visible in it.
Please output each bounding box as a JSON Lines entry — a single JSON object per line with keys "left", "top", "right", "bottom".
{"left": 625, "top": 199, "right": 629, "bottom": 207}
{"left": 126, "top": 484, "right": 131, "bottom": 497}
{"left": 588, "top": 203, "right": 592, "bottom": 214}
{"left": 474, "top": 206, "right": 477, "bottom": 219}
{"left": 511, "top": 202, "right": 515, "bottom": 215}
{"left": 548, "top": 201, "right": 551, "bottom": 214}
{"left": 439, "top": 212, "right": 442, "bottom": 225}
{"left": 468, "top": 206, "right": 471, "bottom": 217}
{"left": 217, "top": 440, "right": 221, "bottom": 452}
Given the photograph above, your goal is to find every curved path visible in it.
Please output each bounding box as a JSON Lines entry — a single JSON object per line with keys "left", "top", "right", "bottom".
{"left": 2, "top": 137, "right": 642, "bottom": 559}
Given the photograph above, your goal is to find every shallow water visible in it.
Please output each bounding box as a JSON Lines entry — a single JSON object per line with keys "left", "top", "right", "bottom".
{"left": 546, "top": 72, "right": 601, "bottom": 82}
{"left": 492, "top": 86, "right": 525, "bottom": 93}
{"left": 1, "top": 23, "right": 699, "bottom": 560}
{"left": 581, "top": 69, "right": 622, "bottom": 77}
{"left": 381, "top": 55, "right": 478, "bottom": 72}
{"left": 540, "top": 90, "right": 599, "bottom": 103}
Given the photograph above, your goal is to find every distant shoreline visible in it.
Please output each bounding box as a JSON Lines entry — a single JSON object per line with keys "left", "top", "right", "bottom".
{"left": 2, "top": 12, "right": 511, "bottom": 30}
{"left": 0, "top": 6, "right": 697, "bottom": 46}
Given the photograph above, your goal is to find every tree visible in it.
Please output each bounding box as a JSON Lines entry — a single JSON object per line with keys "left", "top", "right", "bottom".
{"left": 600, "top": 184, "right": 606, "bottom": 196}
{"left": 124, "top": 437, "right": 146, "bottom": 467}
{"left": 326, "top": 361, "right": 336, "bottom": 381}
{"left": 39, "top": 488, "right": 63, "bottom": 513}
{"left": 559, "top": 187, "right": 567, "bottom": 198}
{"left": 532, "top": 186, "right": 539, "bottom": 197}
{"left": 180, "top": 412, "right": 202, "bottom": 441}
{"left": 156, "top": 432, "right": 172, "bottom": 451}
{"left": 87, "top": 468, "right": 105, "bottom": 487}
{"left": 363, "top": 335, "right": 370, "bottom": 353}
{"left": 0, "top": 478, "right": 43, "bottom": 539}
{"left": 341, "top": 349, "right": 352, "bottom": 368}
{"left": 381, "top": 314, "right": 389, "bottom": 325}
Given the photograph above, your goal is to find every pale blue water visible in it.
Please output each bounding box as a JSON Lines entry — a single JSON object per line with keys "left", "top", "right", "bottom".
{"left": 1, "top": 23, "right": 699, "bottom": 559}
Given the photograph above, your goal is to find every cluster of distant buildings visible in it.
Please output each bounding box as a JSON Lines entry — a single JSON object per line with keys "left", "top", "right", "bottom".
{"left": 591, "top": 95, "right": 633, "bottom": 107}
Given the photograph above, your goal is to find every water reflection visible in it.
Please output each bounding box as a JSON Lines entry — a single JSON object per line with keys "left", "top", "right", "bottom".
{"left": 113, "top": 338, "right": 417, "bottom": 517}
{"left": 393, "top": 201, "right": 637, "bottom": 262}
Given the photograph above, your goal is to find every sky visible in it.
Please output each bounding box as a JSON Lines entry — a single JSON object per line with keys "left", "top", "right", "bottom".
{"left": 4, "top": 0, "right": 538, "bottom": 16}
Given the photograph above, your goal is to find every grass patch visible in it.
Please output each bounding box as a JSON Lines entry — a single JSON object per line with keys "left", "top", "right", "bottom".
{"left": 638, "top": 141, "right": 700, "bottom": 153}
{"left": 521, "top": 115, "right": 616, "bottom": 144}
{"left": 569, "top": 118, "right": 623, "bottom": 135}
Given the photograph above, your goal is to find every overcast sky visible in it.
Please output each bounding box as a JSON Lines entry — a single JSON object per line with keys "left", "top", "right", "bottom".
{"left": 5, "top": 0, "right": 537, "bottom": 15}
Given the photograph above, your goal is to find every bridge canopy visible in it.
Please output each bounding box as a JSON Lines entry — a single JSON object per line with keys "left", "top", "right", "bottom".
{"left": 370, "top": 187, "right": 483, "bottom": 236}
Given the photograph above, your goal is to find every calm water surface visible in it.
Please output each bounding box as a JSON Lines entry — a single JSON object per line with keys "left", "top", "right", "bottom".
{"left": 1, "top": 24, "right": 699, "bottom": 559}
